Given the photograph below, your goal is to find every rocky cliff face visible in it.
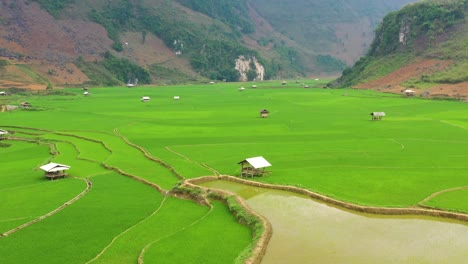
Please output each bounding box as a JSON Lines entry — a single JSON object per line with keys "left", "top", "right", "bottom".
{"left": 330, "top": 0, "right": 468, "bottom": 100}
{"left": 235, "top": 55, "right": 265, "bottom": 81}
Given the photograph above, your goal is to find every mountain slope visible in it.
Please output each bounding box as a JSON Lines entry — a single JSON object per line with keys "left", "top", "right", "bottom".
{"left": 330, "top": 0, "right": 468, "bottom": 100}
{"left": 0, "top": 0, "right": 420, "bottom": 88}
{"left": 249, "top": 0, "right": 417, "bottom": 64}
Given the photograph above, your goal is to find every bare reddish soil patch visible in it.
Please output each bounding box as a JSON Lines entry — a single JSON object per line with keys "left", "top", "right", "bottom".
{"left": 0, "top": 0, "right": 112, "bottom": 87}
{"left": 355, "top": 59, "right": 467, "bottom": 100}
{"left": 425, "top": 82, "right": 468, "bottom": 99}
{"left": 0, "top": 81, "right": 46, "bottom": 90}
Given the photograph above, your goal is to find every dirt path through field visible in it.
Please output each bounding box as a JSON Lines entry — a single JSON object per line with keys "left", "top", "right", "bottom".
{"left": 137, "top": 205, "right": 215, "bottom": 264}
{"left": 1, "top": 177, "right": 92, "bottom": 237}
{"left": 86, "top": 196, "right": 169, "bottom": 264}
{"left": 114, "top": 128, "right": 185, "bottom": 181}
{"left": 418, "top": 186, "right": 468, "bottom": 206}
{"left": 165, "top": 146, "right": 221, "bottom": 176}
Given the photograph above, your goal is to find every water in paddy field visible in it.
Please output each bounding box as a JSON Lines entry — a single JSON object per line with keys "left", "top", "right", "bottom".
{"left": 200, "top": 180, "right": 468, "bottom": 264}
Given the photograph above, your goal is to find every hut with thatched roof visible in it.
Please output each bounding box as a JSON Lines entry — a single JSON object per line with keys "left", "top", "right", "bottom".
{"left": 238, "top": 156, "right": 272, "bottom": 177}
{"left": 0, "top": 129, "right": 8, "bottom": 140}
{"left": 403, "top": 89, "right": 415, "bottom": 96}
{"left": 260, "top": 109, "right": 270, "bottom": 118}
{"left": 370, "top": 112, "right": 386, "bottom": 120}
{"left": 20, "top": 102, "right": 31, "bottom": 108}
{"left": 40, "top": 162, "right": 70, "bottom": 180}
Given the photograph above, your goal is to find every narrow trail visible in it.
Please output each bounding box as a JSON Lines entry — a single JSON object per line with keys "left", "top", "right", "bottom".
{"left": 114, "top": 128, "right": 185, "bottom": 181}
{"left": 137, "top": 205, "right": 214, "bottom": 264}
{"left": 48, "top": 129, "right": 168, "bottom": 193}
{"left": 440, "top": 120, "right": 468, "bottom": 130}
{"left": 389, "top": 139, "right": 405, "bottom": 150}
{"left": 85, "top": 196, "right": 169, "bottom": 264}
{"left": 0, "top": 217, "right": 31, "bottom": 223}
{"left": 0, "top": 181, "right": 50, "bottom": 192}
{"left": 165, "top": 146, "right": 221, "bottom": 176}
{"left": 183, "top": 178, "right": 272, "bottom": 264}
{"left": 1, "top": 178, "right": 92, "bottom": 237}
{"left": 418, "top": 186, "right": 468, "bottom": 206}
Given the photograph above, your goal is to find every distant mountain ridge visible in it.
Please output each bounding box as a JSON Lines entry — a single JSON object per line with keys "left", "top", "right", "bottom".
{"left": 330, "top": 0, "right": 468, "bottom": 100}
{"left": 0, "top": 0, "right": 419, "bottom": 88}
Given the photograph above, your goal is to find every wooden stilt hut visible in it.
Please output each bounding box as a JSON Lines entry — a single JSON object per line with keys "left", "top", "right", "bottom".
{"left": 238, "top": 156, "right": 272, "bottom": 177}
{"left": 40, "top": 162, "right": 71, "bottom": 180}
{"left": 260, "top": 109, "right": 270, "bottom": 118}
{"left": 20, "top": 102, "right": 31, "bottom": 108}
{"left": 370, "top": 112, "right": 386, "bottom": 120}
{"left": 403, "top": 89, "right": 415, "bottom": 96}
{"left": 0, "top": 129, "right": 8, "bottom": 140}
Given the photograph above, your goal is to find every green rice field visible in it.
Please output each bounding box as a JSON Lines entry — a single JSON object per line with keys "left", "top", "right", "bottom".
{"left": 1, "top": 80, "right": 467, "bottom": 263}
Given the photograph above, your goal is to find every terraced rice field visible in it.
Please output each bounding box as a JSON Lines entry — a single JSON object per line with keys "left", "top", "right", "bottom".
{"left": 0, "top": 80, "right": 467, "bottom": 263}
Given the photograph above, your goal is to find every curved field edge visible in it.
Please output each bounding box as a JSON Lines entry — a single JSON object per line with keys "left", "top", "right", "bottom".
{"left": 0, "top": 173, "right": 165, "bottom": 264}
{"left": 420, "top": 187, "right": 468, "bottom": 213}
{"left": 87, "top": 196, "right": 213, "bottom": 264}
{"left": 1, "top": 177, "right": 91, "bottom": 237}
{"left": 139, "top": 200, "right": 258, "bottom": 264}
{"left": 2, "top": 126, "right": 174, "bottom": 191}
{"left": 175, "top": 179, "right": 273, "bottom": 264}
{"left": 0, "top": 137, "right": 92, "bottom": 233}
{"left": 188, "top": 175, "right": 468, "bottom": 222}
{"left": 1, "top": 129, "right": 259, "bottom": 264}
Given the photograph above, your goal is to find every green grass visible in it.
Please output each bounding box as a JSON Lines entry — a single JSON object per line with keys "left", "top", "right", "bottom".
{"left": 0, "top": 173, "right": 164, "bottom": 264}
{"left": 423, "top": 188, "right": 468, "bottom": 213}
{"left": 89, "top": 196, "right": 212, "bottom": 264}
{"left": 0, "top": 140, "right": 86, "bottom": 232}
{"left": 142, "top": 201, "right": 252, "bottom": 264}
{"left": 0, "top": 178, "right": 85, "bottom": 232}
{"left": 0, "top": 81, "right": 467, "bottom": 262}
{"left": 0, "top": 141, "right": 51, "bottom": 189}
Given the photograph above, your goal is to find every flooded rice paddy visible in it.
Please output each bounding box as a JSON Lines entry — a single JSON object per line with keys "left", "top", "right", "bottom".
{"left": 201, "top": 180, "right": 468, "bottom": 264}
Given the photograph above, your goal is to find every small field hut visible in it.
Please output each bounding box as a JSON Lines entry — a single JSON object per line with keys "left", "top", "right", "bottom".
{"left": 40, "top": 162, "right": 70, "bottom": 180}
{"left": 282, "top": 81, "right": 287, "bottom": 85}
{"left": 252, "top": 85, "right": 257, "bottom": 88}
{"left": 239, "top": 87, "right": 245, "bottom": 91}
{"left": 83, "top": 91, "right": 91, "bottom": 96}
{"left": 370, "top": 112, "right": 386, "bottom": 120}
{"left": 126, "top": 79, "right": 138, "bottom": 87}
{"left": 0, "top": 91, "right": 6, "bottom": 96}
{"left": 0, "top": 129, "right": 8, "bottom": 140}
{"left": 260, "top": 109, "right": 270, "bottom": 118}
{"left": 404, "top": 89, "right": 415, "bottom": 96}
{"left": 238, "top": 156, "right": 272, "bottom": 177}
{"left": 141, "top": 96, "right": 151, "bottom": 102}
{"left": 20, "top": 102, "right": 31, "bottom": 108}
{"left": 174, "top": 96, "right": 180, "bottom": 100}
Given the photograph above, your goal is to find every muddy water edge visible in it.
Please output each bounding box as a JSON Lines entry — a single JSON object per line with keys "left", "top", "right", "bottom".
{"left": 200, "top": 180, "right": 468, "bottom": 264}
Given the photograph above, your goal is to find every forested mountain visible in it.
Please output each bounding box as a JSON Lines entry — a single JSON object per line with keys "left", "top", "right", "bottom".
{"left": 0, "top": 0, "right": 419, "bottom": 88}
{"left": 330, "top": 0, "right": 468, "bottom": 100}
